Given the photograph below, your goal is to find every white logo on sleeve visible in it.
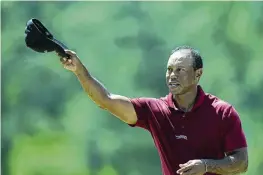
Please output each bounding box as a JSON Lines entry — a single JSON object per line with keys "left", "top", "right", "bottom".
{"left": 175, "top": 135, "right": 188, "bottom": 140}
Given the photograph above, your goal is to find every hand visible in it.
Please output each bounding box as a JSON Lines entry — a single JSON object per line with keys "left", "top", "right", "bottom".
{"left": 177, "top": 159, "right": 206, "bottom": 175}
{"left": 57, "top": 50, "right": 84, "bottom": 73}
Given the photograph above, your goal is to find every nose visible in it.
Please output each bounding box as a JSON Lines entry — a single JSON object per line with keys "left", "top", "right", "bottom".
{"left": 170, "top": 71, "right": 177, "bottom": 79}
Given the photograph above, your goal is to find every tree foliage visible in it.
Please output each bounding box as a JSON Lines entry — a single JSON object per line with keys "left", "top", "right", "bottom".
{"left": 2, "top": 1, "right": 263, "bottom": 175}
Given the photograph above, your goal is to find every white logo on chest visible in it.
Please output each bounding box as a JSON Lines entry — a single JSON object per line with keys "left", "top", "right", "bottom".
{"left": 175, "top": 135, "right": 188, "bottom": 140}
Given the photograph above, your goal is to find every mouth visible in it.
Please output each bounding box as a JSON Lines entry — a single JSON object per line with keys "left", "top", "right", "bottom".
{"left": 168, "top": 82, "right": 180, "bottom": 88}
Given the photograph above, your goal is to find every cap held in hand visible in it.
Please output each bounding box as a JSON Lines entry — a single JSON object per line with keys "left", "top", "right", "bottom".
{"left": 24, "top": 18, "right": 69, "bottom": 58}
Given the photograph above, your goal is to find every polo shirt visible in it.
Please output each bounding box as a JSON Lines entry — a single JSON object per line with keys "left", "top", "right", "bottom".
{"left": 129, "top": 85, "right": 247, "bottom": 175}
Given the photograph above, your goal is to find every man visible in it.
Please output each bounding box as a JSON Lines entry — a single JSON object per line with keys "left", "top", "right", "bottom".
{"left": 58, "top": 46, "right": 248, "bottom": 175}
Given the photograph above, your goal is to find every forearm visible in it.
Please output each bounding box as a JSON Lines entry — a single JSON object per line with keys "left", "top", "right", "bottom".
{"left": 204, "top": 151, "right": 248, "bottom": 174}
{"left": 74, "top": 65, "right": 110, "bottom": 108}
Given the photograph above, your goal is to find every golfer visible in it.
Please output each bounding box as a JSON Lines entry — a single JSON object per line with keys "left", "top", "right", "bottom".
{"left": 58, "top": 46, "right": 248, "bottom": 175}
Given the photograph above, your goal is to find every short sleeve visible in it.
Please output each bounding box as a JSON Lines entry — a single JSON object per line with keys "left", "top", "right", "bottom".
{"left": 222, "top": 106, "right": 247, "bottom": 152}
{"left": 128, "top": 98, "right": 153, "bottom": 130}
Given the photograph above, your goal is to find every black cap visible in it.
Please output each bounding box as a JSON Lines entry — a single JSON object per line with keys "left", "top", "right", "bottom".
{"left": 25, "top": 18, "right": 69, "bottom": 58}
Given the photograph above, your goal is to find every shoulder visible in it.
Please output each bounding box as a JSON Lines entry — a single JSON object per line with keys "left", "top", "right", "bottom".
{"left": 130, "top": 96, "right": 159, "bottom": 105}
{"left": 205, "top": 93, "right": 239, "bottom": 120}
{"left": 130, "top": 95, "right": 170, "bottom": 111}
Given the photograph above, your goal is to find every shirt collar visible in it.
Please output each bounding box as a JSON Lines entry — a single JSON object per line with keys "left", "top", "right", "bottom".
{"left": 167, "top": 85, "right": 205, "bottom": 112}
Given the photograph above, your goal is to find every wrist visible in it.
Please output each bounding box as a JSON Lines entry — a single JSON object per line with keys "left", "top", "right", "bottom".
{"left": 74, "top": 64, "right": 87, "bottom": 76}
{"left": 201, "top": 159, "right": 208, "bottom": 173}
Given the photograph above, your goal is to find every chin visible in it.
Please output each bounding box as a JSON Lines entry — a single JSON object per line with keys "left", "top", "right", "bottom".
{"left": 172, "top": 91, "right": 183, "bottom": 95}
{"left": 169, "top": 88, "right": 182, "bottom": 95}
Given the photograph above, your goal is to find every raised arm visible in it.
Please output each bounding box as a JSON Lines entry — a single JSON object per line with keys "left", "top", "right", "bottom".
{"left": 59, "top": 50, "right": 137, "bottom": 124}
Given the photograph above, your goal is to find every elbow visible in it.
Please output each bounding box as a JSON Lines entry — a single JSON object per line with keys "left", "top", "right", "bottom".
{"left": 97, "top": 100, "right": 109, "bottom": 110}
{"left": 97, "top": 94, "right": 114, "bottom": 111}
{"left": 89, "top": 96, "right": 109, "bottom": 110}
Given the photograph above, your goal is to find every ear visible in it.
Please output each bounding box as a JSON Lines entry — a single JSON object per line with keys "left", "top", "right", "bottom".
{"left": 195, "top": 68, "right": 203, "bottom": 81}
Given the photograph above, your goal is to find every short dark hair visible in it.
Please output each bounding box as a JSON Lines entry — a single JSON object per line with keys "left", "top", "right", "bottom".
{"left": 171, "top": 45, "right": 203, "bottom": 70}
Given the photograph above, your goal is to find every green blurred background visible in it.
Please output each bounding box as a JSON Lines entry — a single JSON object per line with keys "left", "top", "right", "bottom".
{"left": 1, "top": 1, "right": 263, "bottom": 175}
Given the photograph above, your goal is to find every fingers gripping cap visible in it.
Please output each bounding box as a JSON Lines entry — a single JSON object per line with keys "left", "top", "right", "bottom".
{"left": 24, "top": 18, "right": 69, "bottom": 57}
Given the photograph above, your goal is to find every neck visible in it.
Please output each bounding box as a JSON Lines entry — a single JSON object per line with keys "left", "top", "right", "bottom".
{"left": 173, "top": 86, "right": 198, "bottom": 112}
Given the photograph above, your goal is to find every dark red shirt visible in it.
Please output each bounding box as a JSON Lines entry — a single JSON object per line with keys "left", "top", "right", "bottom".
{"left": 129, "top": 86, "right": 247, "bottom": 175}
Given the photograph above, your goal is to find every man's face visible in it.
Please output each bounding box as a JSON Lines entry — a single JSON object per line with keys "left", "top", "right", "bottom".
{"left": 166, "top": 49, "right": 202, "bottom": 95}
